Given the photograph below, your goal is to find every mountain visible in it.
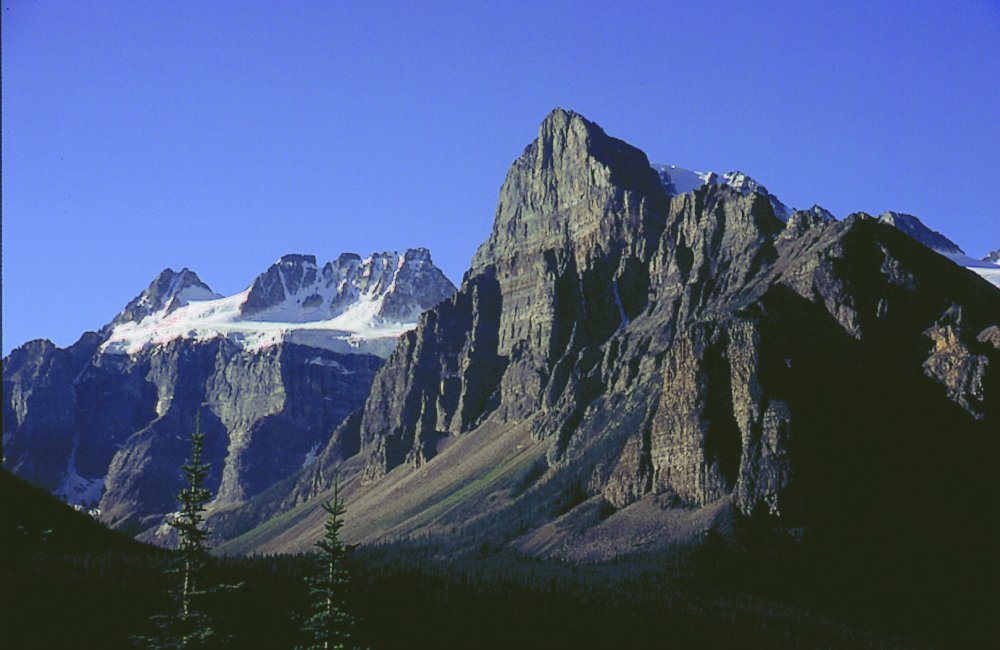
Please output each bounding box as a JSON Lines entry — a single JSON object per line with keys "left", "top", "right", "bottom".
{"left": 874, "top": 210, "right": 962, "bottom": 255}
{"left": 654, "top": 164, "right": 793, "bottom": 221}
{"left": 3, "top": 249, "right": 456, "bottom": 535}
{"left": 102, "top": 248, "right": 455, "bottom": 358}
{"left": 653, "top": 166, "right": 1000, "bottom": 289}
{"left": 976, "top": 249, "right": 1000, "bottom": 287}
{"left": 101, "top": 268, "right": 222, "bottom": 336}
{"left": 7, "top": 109, "right": 998, "bottom": 565}
{"left": 215, "top": 109, "right": 999, "bottom": 569}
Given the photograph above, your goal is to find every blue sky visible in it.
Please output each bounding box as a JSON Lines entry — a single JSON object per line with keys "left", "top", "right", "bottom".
{"left": 3, "top": 0, "right": 999, "bottom": 354}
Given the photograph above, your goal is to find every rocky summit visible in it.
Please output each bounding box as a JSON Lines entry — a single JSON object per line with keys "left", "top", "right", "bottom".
{"left": 215, "top": 109, "right": 999, "bottom": 564}
{"left": 2, "top": 250, "right": 456, "bottom": 534}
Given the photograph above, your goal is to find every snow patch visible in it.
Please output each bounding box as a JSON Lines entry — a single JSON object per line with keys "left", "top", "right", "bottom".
{"left": 969, "top": 266, "right": 1000, "bottom": 288}
{"left": 101, "top": 288, "right": 411, "bottom": 358}
{"left": 301, "top": 443, "right": 321, "bottom": 469}
{"left": 653, "top": 163, "right": 792, "bottom": 221}
{"left": 54, "top": 435, "right": 105, "bottom": 508}
{"left": 611, "top": 281, "right": 630, "bottom": 328}
{"left": 306, "top": 356, "right": 354, "bottom": 374}
{"left": 945, "top": 252, "right": 1000, "bottom": 269}
{"left": 933, "top": 252, "right": 1000, "bottom": 288}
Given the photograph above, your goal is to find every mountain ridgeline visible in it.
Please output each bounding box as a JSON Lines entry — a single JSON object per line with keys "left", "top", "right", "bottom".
{"left": 4, "top": 109, "right": 999, "bottom": 569}
{"left": 216, "top": 109, "right": 999, "bottom": 566}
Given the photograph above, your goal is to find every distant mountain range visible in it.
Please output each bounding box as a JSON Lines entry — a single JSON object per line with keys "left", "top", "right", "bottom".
{"left": 3, "top": 250, "right": 455, "bottom": 533}
{"left": 4, "top": 110, "right": 998, "bottom": 564}
{"left": 102, "top": 249, "right": 455, "bottom": 357}
{"left": 654, "top": 164, "right": 1000, "bottom": 286}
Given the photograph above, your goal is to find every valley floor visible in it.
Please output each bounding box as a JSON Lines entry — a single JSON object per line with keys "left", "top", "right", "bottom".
{"left": 4, "top": 536, "right": 995, "bottom": 649}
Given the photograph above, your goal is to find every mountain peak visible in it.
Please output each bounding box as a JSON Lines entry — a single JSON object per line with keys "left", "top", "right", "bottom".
{"left": 240, "top": 249, "right": 455, "bottom": 323}
{"left": 876, "top": 211, "right": 964, "bottom": 255}
{"left": 102, "top": 267, "right": 220, "bottom": 335}
{"left": 100, "top": 250, "right": 455, "bottom": 357}
{"left": 534, "top": 108, "right": 605, "bottom": 168}
{"left": 783, "top": 204, "right": 837, "bottom": 238}
{"left": 653, "top": 164, "right": 792, "bottom": 221}
{"left": 276, "top": 253, "right": 318, "bottom": 267}
{"left": 538, "top": 107, "right": 585, "bottom": 131}
{"left": 241, "top": 254, "right": 322, "bottom": 315}
{"left": 472, "top": 109, "right": 664, "bottom": 273}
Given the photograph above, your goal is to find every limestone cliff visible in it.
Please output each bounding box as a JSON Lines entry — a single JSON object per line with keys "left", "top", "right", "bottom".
{"left": 237, "top": 109, "right": 999, "bottom": 556}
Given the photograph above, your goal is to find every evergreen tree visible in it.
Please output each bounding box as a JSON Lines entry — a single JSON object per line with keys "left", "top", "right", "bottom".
{"left": 300, "top": 476, "right": 357, "bottom": 650}
{"left": 134, "top": 415, "right": 225, "bottom": 649}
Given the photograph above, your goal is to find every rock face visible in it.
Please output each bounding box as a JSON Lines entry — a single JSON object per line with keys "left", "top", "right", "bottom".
{"left": 355, "top": 108, "right": 668, "bottom": 481}
{"left": 3, "top": 335, "right": 103, "bottom": 493}
{"left": 985, "top": 249, "right": 1000, "bottom": 264}
{"left": 3, "top": 250, "right": 455, "bottom": 533}
{"left": 89, "top": 341, "right": 385, "bottom": 532}
{"left": 234, "top": 109, "right": 999, "bottom": 557}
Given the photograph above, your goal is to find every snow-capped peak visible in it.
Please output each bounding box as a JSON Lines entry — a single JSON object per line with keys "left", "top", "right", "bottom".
{"left": 99, "top": 250, "right": 456, "bottom": 358}
{"left": 101, "top": 268, "right": 221, "bottom": 336}
{"left": 875, "top": 211, "right": 964, "bottom": 256}
{"left": 652, "top": 163, "right": 792, "bottom": 221}
{"left": 239, "top": 248, "right": 454, "bottom": 325}
{"left": 653, "top": 163, "right": 999, "bottom": 289}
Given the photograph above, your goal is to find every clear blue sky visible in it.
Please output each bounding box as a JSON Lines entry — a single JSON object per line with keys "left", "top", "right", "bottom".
{"left": 4, "top": 1, "right": 999, "bottom": 354}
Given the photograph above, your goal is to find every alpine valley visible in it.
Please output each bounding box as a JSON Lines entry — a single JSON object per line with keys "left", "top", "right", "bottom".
{"left": 5, "top": 109, "right": 999, "bottom": 647}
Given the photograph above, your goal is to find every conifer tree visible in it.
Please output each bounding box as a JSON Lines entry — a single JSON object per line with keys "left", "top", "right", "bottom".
{"left": 135, "top": 415, "right": 224, "bottom": 649}
{"left": 300, "top": 476, "right": 357, "bottom": 650}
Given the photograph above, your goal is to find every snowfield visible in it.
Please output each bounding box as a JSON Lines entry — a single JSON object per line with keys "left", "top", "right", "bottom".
{"left": 101, "top": 286, "right": 414, "bottom": 358}
{"left": 99, "top": 250, "right": 455, "bottom": 358}
{"left": 970, "top": 265, "right": 1000, "bottom": 288}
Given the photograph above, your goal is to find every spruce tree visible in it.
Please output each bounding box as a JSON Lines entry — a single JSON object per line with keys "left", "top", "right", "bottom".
{"left": 135, "top": 415, "right": 223, "bottom": 649}
{"left": 300, "top": 476, "right": 357, "bottom": 650}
